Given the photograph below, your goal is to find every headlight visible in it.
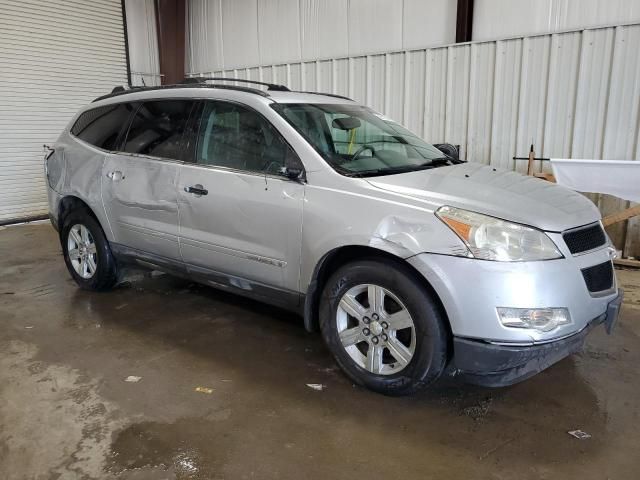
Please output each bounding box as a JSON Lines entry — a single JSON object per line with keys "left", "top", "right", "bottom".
{"left": 497, "top": 307, "right": 571, "bottom": 332}
{"left": 436, "top": 206, "right": 562, "bottom": 261}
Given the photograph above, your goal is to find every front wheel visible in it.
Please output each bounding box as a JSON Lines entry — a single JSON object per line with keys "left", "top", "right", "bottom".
{"left": 319, "top": 259, "right": 449, "bottom": 395}
{"left": 61, "top": 210, "right": 118, "bottom": 291}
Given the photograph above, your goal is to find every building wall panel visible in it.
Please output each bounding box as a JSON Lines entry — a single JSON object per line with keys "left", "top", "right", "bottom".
{"left": 348, "top": 0, "right": 403, "bottom": 56}
{"left": 473, "top": 0, "right": 640, "bottom": 41}
{"left": 467, "top": 42, "right": 496, "bottom": 165}
{"left": 187, "top": 0, "right": 456, "bottom": 72}
{"left": 402, "top": 0, "right": 456, "bottom": 49}
{"left": 490, "top": 39, "right": 522, "bottom": 170}
{"left": 257, "top": 0, "right": 301, "bottom": 66}
{"left": 445, "top": 45, "right": 471, "bottom": 160}
{"left": 423, "top": 47, "right": 448, "bottom": 143}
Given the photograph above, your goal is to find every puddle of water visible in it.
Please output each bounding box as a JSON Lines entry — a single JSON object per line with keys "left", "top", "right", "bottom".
{"left": 108, "top": 419, "right": 226, "bottom": 479}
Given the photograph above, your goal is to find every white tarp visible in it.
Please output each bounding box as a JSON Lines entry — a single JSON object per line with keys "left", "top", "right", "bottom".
{"left": 551, "top": 159, "right": 640, "bottom": 202}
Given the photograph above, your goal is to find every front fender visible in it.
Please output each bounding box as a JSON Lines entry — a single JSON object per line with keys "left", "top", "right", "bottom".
{"left": 300, "top": 179, "right": 467, "bottom": 292}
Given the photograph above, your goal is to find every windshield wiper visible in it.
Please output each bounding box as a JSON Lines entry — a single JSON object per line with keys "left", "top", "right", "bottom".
{"left": 341, "top": 157, "right": 456, "bottom": 178}
{"left": 419, "top": 157, "right": 452, "bottom": 166}
{"left": 344, "top": 165, "right": 433, "bottom": 178}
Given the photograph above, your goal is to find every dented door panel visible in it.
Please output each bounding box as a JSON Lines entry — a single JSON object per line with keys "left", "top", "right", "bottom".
{"left": 102, "top": 154, "right": 181, "bottom": 260}
{"left": 57, "top": 135, "right": 114, "bottom": 240}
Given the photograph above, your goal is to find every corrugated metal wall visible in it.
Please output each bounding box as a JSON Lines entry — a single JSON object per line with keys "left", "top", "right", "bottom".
{"left": 473, "top": 0, "right": 640, "bottom": 41}
{"left": 188, "top": 22, "right": 640, "bottom": 255}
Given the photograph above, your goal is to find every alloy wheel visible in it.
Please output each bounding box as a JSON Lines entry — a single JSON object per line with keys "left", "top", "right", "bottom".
{"left": 336, "top": 284, "right": 416, "bottom": 375}
{"left": 67, "top": 224, "right": 98, "bottom": 279}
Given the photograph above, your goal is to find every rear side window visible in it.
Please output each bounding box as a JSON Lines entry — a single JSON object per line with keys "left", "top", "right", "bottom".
{"left": 71, "top": 103, "right": 134, "bottom": 150}
{"left": 123, "top": 100, "right": 194, "bottom": 161}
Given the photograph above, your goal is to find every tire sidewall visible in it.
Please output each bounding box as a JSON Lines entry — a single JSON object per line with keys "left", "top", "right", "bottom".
{"left": 319, "top": 260, "right": 448, "bottom": 395}
{"left": 61, "top": 211, "right": 116, "bottom": 291}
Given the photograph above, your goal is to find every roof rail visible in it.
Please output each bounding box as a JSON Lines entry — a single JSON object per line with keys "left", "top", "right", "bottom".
{"left": 295, "top": 90, "right": 353, "bottom": 101}
{"left": 92, "top": 82, "right": 270, "bottom": 103}
{"left": 182, "top": 76, "right": 290, "bottom": 92}
{"left": 92, "top": 79, "right": 354, "bottom": 104}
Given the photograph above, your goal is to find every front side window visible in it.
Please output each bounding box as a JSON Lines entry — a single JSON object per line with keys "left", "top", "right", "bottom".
{"left": 123, "top": 100, "right": 194, "bottom": 161}
{"left": 196, "top": 101, "right": 299, "bottom": 175}
{"left": 272, "top": 103, "right": 451, "bottom": 177}
{"left": 71, "top": 103, "right": 135, "bottom": 150}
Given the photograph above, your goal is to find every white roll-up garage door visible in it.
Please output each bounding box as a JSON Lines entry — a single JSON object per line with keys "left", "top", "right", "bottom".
{"left": 0, "top": 0, "right": 129, "bottom": 223}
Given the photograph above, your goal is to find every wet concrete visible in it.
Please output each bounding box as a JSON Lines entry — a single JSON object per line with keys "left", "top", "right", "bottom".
{"left": 1, "top": 222, "right": 640, "bottom": 479}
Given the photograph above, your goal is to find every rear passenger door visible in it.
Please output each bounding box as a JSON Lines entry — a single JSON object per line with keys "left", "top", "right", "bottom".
{"left": 102, "top": 100, "right": 195, "bottom": 261}
{"left": 177, "top": 100, "right": 305, "bottom": 303}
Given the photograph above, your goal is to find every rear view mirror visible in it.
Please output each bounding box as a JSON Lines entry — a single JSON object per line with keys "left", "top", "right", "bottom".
{"left": 332, "top": 117, "right": 361, "bottom": 130}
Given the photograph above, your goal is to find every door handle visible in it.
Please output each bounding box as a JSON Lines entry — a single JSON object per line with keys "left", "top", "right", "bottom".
{"left": 106, "top": 170, "right": 125, "bottom": 181}
{"left": 184, "top": 185, "right": 208, "bottom": 196}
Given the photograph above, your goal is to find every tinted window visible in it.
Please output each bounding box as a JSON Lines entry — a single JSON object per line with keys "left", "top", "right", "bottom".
{"left": 196, "top": 101, "right": 297, "bottom": 174}
{"left": 71, "top": 103, "right": 134, "bottom": 150}
{"left": 123, "top": 100, "right": 194, "bottom": 161}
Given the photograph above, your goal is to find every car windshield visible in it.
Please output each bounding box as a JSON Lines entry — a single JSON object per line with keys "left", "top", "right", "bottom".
{"left": 272, "top": 103, "right": 452, "bottom": 177}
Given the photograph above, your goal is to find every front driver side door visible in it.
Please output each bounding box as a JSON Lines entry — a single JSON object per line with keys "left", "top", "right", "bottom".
{"left": 177, "top": 100, "right": 305, "bottom": 308}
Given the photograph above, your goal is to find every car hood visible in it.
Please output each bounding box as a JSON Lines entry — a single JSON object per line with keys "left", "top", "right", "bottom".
{"left": 365, "top": 162, "right": 601, "bottom": 232}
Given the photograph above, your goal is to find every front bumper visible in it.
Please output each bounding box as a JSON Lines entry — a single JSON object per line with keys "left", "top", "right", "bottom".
{"left": 407, "top": 249, "right": 619, "bottom": 343}
{"left": 450, "top": 289, "right": 624, "bottom": 387}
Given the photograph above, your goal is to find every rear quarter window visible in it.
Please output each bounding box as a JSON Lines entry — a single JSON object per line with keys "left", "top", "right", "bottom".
{"left": 71, "top": 103, "right": 134, "bottom": 150}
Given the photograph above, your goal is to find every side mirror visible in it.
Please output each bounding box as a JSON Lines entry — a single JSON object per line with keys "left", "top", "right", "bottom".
{"left": 434, "top": 143, "right": 461, "bottom": 161}
{"left": 284, "top": 166, "right": 304, "bottom": 180}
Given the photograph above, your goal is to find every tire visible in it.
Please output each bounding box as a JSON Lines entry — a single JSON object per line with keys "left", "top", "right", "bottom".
{"left": 319, "top": 259, "right": 448, "bottom": 396}
{"left": 61, "top": 209, "right": 118, "bottom": 291}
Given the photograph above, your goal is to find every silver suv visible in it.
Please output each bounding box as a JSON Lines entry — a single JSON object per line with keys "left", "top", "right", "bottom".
{"left": 45, "top": 78, "right": 623, "bottom": 395}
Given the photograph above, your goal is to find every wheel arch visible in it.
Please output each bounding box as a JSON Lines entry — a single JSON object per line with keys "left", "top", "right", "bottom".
{"left": 57, "top": 196, "right": 105, "bottom": 238}
{"left": 303, "top": 245, "right": 452, "bottom": 342}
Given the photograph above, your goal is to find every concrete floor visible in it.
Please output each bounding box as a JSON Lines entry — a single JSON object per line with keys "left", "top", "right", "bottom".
{"left": 1, "top": 223, "right": 640, "bottom": 480}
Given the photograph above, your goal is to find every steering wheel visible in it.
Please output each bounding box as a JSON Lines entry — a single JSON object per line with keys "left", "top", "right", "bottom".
{"left": 351, "top": 144, "right": 376, "bottom": 162}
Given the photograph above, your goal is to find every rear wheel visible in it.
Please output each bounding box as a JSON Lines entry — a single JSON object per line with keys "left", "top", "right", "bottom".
{"left": 319, "top": 259, "right": 448, "bottom": 395}
{"left": 61, "top": 210, "right": 118, "bottom": 291}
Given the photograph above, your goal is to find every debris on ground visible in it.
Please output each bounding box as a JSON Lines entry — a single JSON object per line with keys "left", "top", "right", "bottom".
{"left": 124, "top": 376, "right": 142, "bottom": 383}
{"left": 115, "top": 304, "right": 128, "bottom": 310}
{"left": 24, "top": 326, "right": 34, "bottom": 329}
{"left": 195, "top": 386, "right": 214, "bottom": 394}
{"left": 306, "top": 383, "right": 325, "bottom": 391}
{"left": 462, "top": 397, "right": 493, "bottom": 421}
{"left": 568, "top": 430, "right": 591, "bottom": 439}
